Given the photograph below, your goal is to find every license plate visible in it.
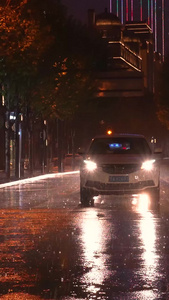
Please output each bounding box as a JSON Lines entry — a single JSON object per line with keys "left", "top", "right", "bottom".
{"left": 109, "top": 176, "right": 129, "bottom": 183}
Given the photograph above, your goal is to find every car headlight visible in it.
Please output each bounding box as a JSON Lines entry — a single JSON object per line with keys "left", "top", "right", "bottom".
{"left": 141, "top": 159, "right": 156, "bottom": 171}
{"left": 83, "top": 160, "right": 97, "bottom": 171}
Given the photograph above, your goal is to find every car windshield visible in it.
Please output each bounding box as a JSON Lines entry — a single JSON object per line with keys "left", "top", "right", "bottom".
{"left": 88, "top": 137, "right": 152, "bottom": 155}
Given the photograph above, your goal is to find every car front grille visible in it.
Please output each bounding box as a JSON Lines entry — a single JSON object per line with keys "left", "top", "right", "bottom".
{"left": 101, "top": 164, "right": 141, "bottom": 174}
{"left": 86, "top": 180, "right": 155, "bottom": 191}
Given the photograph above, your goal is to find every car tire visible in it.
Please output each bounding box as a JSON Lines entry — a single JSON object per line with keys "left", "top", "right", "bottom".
{"left": 80, "top": 187, "right": 94, "bottom": 206}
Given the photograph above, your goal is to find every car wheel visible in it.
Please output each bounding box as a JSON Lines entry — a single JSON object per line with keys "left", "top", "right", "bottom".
{"left": 80, "top": 187, "right": 94, "bottom": 206}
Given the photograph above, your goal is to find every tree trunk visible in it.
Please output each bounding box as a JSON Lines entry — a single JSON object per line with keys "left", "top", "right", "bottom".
{"left": 15, "top": 114, "right": 24, "bottom": 179}
{"left": 15, "top": 116, "right": 19, "bottom": 178}
{"left": 57, "top": 119, "right": 64, "bottom": 172}
{"left": 27, "top": 113, "right": 33, "bottom": 176}
{"left": 71, "top": 129, "right": 75, "bottom": 170}
{"left": 29, "top": 128, "right": 33, "bottom": 175}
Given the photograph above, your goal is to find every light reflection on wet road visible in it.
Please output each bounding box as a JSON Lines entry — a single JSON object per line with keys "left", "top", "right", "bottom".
{"left": 0, "top": 168, "right": 169, "bottom": 299}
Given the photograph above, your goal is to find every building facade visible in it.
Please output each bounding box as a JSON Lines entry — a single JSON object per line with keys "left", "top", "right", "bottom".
{"left": 88, "top": 9, "right": 156, "bottom": 99}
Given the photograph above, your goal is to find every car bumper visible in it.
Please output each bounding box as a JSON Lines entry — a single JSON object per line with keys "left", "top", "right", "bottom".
{"left": 80, "top": 168, "right": 159, "bottom": 195}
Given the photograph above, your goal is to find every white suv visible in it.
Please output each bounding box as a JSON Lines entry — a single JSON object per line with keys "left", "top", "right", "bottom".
{"left": 79, "top": 134, "right": 161, "bottom": 206}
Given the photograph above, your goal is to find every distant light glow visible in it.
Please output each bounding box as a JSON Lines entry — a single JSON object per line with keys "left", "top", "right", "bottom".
{"left": 2, "top": 95, "right": 5, "bottom": 106}
{"left": 107, "top": 129, "right": 113, "bottom": 135}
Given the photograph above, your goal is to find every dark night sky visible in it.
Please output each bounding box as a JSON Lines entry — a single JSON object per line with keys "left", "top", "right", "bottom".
{"left": 61, "top": 0, "right": 115, "bottom": 24}
{"left": 61, "top": 0, "right": 169, "bottom": 57}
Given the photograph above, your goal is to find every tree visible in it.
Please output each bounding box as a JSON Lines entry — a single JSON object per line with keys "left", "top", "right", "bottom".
{"left": 0, "top": 0, "right": 54, "bottom": 105}
{"left": 0, "top": 0, "right": 55, "bottom": 177}
{"left": 0, "top": 0, "right": 104, "bottom": 119}
{"left": 0, "top": 0, "right": 106, "bottom": 174}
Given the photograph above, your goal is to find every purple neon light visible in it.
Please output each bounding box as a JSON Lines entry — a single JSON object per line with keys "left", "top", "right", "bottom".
{"left": 162, "top": 0, "right": 165, "bottom": 60}
{"left": 131, "top": 0, "right": 133, "bottom": 21}
{"left": 154, "top": 0, "right": 157, "bottom": 52}
{"left": 110, "top": 0, "right": 112, "bottom": 13}
{"left": 140, "top": 0, "right": 143, "bottom": 21}
{"left": 151, "top": 0, "right": 153, "bottom": 31}
{"left": 121, "top": 0, "right": 124, "bottom": 23}
{"left": 147, "top": 0, "right": 150, "bottom": 25}
{"left": 126, "top": 0, "right": 129, "bottom": 21}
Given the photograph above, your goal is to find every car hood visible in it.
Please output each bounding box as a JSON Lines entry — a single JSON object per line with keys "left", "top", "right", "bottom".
{"left": 85, "top": 154, "right": 154, "bottom": 164}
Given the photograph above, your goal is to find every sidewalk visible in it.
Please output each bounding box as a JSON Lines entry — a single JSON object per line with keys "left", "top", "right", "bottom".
{"left": 0, "top": 165, "right": 79, "bottom": 185}
{"left": 0, "top": 169, "right": 50, "bottom": 185}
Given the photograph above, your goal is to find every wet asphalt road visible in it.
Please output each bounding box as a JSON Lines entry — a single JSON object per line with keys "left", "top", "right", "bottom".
{"left": 0, "top": 163, "right": 169, "bottom": 299}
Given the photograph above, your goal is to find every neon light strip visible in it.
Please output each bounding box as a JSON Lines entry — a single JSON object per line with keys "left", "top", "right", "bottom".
{"left": 131, "top": 0, "right": 133, "bottom": 21}
{"left": 140, "top": 0, "right": 143, "bottom": 21}
{"left": 154, "top": 0, "right": 157, "bottom": 52}
{"left": 121, "top": 0, "right": 124, "bottom": 23}
{"left": 116, "top": 0, "right": 119, "bottom": 16}
{"left": 126, "top": 0, "right": 129, "bottom": 21}
{"left": 151, "top": 0, "right": 153, "bottom": 31}
{"left": 162, "top": 0, "right": 165, "bottom": 60}
{"left": 148, "top": 0, "right": 150, "bottom": 25}
{"left": 110, "top": 0, "right": 112, "bottom": 13}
